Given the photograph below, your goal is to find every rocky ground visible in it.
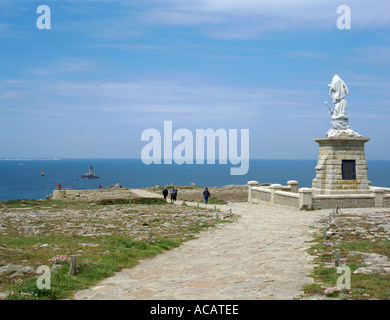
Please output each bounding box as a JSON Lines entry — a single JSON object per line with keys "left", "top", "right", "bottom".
{"left": 301, "top": 207, "right": 390, "bottom": 300}
{"left": 322, "top": 207, "right": 390, "bottom": 274}
{"left": 1, "top": 186, "right": 390, "bottom": 300}
{"left": 0, "top": 186, "right": 239, "bottom": 299}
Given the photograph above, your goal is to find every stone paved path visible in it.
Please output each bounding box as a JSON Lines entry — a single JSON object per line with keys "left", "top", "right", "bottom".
{"left": 73, "top": 191, "right": 326, "bottom": 300}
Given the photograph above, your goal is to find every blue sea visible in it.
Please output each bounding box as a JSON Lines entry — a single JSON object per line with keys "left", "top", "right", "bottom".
{"left": 0, "top": 159, "right": 389, "bottom": 201}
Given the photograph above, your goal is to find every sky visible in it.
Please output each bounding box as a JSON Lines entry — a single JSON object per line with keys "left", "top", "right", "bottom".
{"left": 1, "top": 0, "right": 390, "bottom": 160}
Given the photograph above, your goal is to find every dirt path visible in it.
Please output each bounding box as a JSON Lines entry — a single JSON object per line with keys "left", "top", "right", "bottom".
{"left": 73, "top": 198, "right": 326, "bottom": 300}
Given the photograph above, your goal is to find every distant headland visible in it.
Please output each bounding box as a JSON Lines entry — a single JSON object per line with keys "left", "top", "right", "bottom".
{"left": 0, "top": 158, "right": 60, "bottom": 161}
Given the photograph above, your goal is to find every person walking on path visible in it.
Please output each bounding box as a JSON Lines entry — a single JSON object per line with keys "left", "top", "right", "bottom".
{"left": 170, "top": 188, "right": 175, "bottom": 203}
{"left": 57, "top": 183, "right": 61, "bottom": 190}
{"left": 173, "top": 187, "right": 178, "bottom": 201}
{"left": 99, "top": 184, "right": 101, "bottom": 189}
{"left": 162, "top": 187, "right": 168, "bottom": 201}
{"left": 203, "top": 187, "right": 211, "bottom": 204}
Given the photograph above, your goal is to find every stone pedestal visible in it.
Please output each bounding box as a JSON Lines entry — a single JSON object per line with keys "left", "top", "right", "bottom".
{"left": 312, "top": 136, "right": 370, "bottom": 195}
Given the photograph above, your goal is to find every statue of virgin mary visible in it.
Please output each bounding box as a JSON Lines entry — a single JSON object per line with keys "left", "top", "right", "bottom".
{"left": 324, "top": 75, "right": 361, "bottom": 138}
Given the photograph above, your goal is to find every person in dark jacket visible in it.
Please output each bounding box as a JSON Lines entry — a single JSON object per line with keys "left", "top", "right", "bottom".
{"left": 203, "top": 187, "right": 211, "bottom": 204}
{"left": 162, "top": 187, "right": 168, "bottom": 201}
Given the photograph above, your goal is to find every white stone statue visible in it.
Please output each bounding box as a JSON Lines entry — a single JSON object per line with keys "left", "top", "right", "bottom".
{"left": 324, "top": 74, "right": 361, "bottom": 138}
{"left": 326, "top": 74, "right": 349, "bottom": 119}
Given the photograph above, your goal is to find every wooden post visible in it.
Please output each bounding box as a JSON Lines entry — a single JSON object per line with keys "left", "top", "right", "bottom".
{"left": 214, "top": 205, "right": 216, "bottom": 211}
{"left": 69, "top": 255, "right": 77, "bottom": 275}
{"left": 335, "top": 205, "right": 339, "bottom": 215}
{"left": 216, "top": 212, "right": 219, "bottom": 220}
{"left": 148, "top": 228, "right": 153, "bottom": 240}
{"left": 195, "top": 219, "right": 199, "bottom": 230}
{"left": 323, "top": 227, "right": 327, "bottom": 240}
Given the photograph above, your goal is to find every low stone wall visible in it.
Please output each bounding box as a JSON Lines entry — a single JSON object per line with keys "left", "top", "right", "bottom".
{"left": 249, "top": 184, "right": 299, "bottom": 208}
{"left": 311, "top": 194, "right": 375, "bottom": 210}
{"left": 52, "top": 189, "right": 91, "bottom": 199}
{"left": 248, "top": 181, "right": 390, "bottom": 210}
{"left": 384, "top": 195, "right": 390, "bottom": 207}
{"left": 52, "top": 190, "right": 66, "bottom": 199}
{"left": 251, "top": 187, "right": 271, "bottom": 204}
{"left": 274, "top": 191, "right": 300, "bottom": 209}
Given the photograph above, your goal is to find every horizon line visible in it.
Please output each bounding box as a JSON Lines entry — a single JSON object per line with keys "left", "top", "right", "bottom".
{"left": 1, "top": 157, "right": 390, "bottom": 161}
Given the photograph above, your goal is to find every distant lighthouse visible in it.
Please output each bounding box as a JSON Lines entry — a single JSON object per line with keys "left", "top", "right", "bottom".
{"left": 81, "top": 165, "right": 99, "bottom": 179}
{"left": 41, "top": 169, "right": 44, "bottom": 176}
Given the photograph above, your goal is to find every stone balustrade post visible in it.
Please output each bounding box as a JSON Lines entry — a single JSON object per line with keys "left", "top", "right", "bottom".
{"left": 299, "top": 188, "right": 313, "bottom": 210}
{"left": 287, "top": 180, "right": 299, "bottom": 193}
{"left": 247, "top": 180, "right": 259, "bottom": 202}
{"left": 371, "top": 188, "right": 385, "bottom": 207}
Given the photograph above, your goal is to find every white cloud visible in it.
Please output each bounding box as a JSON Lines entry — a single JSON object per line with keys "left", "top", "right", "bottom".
{"left": 2, "top": 71, "right": 390, "bottom": 130}
{"left": 1, "top": 74, "right": 322, "bottom": 127}
{"left": 143, "top": 0, "right": 390, "bottom": 38}
{"left": 29, "top": 58, "right": 97, "bottom": 76}
{"left": 351, "top": 46, "right": 390, "bottom": 66}
{"left": 2, "top": 0, "right": 390, "bottom": 43}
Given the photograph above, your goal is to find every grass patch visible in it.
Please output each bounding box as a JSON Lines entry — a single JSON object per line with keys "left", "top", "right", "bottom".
{"left": 201, "top": 199, "right": 228, "bottom": 205}
{"left": 94, "top": 197, "right": 168, "bottom": 206}
{"left": 0, "top": 198, "right": 90, "bottom": 209}
{"left": 130, "top": 197, "right": 168, "bottom": 205}
{"left": 3, "top": 235, "right": 184, "bottom": 300}
{"left": 145, "top": 185, "right": 203, "bottom": 192}
{"left": 95, "top": 198, "right": 132, "bottom": 205}
{"left": 302, "top": 283, "right": 323, "bottom": 295}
